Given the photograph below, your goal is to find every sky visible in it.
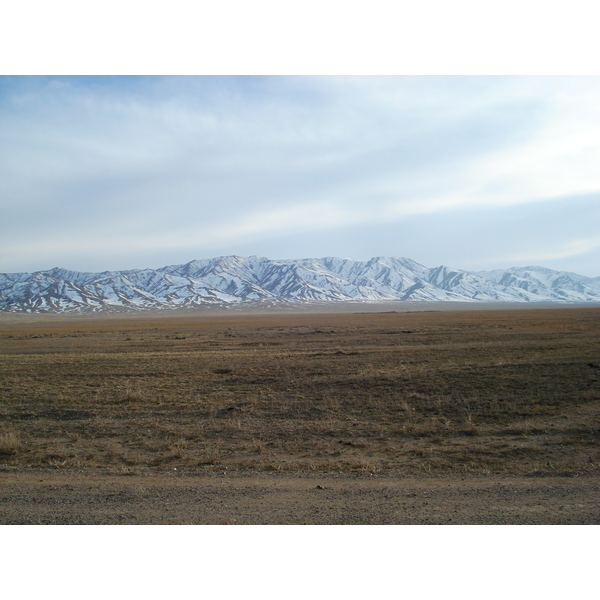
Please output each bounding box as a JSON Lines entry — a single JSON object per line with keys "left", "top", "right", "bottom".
{"left": 1, "top": 74, "right": 600, "bottom": 277}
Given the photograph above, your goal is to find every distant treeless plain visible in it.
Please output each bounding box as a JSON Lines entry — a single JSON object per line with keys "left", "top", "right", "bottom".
{"left": 1, "top": 304, "right": 599, "bottom": 523}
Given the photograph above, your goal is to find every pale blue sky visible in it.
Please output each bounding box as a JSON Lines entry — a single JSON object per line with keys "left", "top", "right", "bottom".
{"left": 2, "top": 75, "right": 599, "bottom": 276}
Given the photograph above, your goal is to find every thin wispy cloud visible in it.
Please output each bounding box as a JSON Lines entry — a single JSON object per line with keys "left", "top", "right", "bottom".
{"left": 1, "top": 75, "right": 599, "bottom": 276}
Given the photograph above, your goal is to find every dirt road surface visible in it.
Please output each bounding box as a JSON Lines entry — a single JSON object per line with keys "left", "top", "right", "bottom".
{"left": 1, "top": 470, "right": 598, "bottom": 524}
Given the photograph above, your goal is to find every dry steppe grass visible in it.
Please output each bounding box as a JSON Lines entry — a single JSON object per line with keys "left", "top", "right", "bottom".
{"left": 1, "top": 307, "right": 599, "bottom": 476}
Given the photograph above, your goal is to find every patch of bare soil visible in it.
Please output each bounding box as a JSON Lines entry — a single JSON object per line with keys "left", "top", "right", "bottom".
{"left": 1, "top": 306, "right": 599, "bottom": 523}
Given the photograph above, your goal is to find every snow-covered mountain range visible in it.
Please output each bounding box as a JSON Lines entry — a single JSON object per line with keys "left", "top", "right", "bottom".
{"left": 1, "top": 256, "right": 599, "bottom": 313}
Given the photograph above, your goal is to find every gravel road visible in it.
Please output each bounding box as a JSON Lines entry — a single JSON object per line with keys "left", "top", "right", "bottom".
{"left": 1, "top": 470, "right": 598, "bottom": 524}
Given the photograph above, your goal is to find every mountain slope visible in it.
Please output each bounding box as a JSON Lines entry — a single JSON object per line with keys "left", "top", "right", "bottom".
{"left": 1, "top": 256, "right": 599, "bottom": 312}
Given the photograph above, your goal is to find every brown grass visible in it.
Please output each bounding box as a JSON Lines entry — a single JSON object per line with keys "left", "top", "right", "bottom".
{"left": 0, "top": 430, "right": 22, "bottom": 456}
{"left": 0, "top": 306, "right": 599, "bottom": 475}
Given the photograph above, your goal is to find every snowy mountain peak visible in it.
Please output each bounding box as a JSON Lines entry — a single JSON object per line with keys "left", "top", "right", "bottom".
{"left": 1, "top": 256, "right": 599, "bottom": 313}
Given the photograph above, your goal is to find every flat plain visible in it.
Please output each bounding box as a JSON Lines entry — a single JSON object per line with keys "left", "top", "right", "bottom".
{"left": 1, "top": 305, "right": 599, "bottom": 524}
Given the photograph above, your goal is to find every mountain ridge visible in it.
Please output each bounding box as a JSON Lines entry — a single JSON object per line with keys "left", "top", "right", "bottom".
{"left": 1, "top": 255, "right": 600, "bottom": 313}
